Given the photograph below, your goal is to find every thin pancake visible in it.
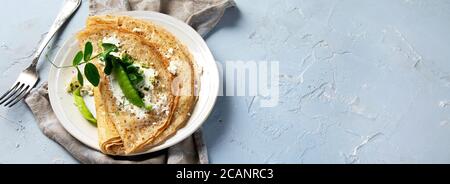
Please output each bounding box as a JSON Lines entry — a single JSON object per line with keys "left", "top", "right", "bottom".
{"left": 93, "top": 67, "right": 125, "bottom": 155}
{"left": 86, "top": 15, "right": 198, "bottom": 151}
{"left": 77, "top": 25, "right": 179, "bottom": 154}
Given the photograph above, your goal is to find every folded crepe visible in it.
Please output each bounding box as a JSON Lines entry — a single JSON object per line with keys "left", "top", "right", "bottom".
{"left": 76, "top": 15, "right": 198, "bottom": 155}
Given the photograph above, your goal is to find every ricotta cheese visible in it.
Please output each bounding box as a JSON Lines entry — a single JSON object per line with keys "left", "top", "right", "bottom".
{"left": 102, "top": 35, "right": 120, "bottom": 47}
{"left": 109, "top": 75, "right": 148, "bottom": 119}
{"left": 132, "top": 27, "right": 143, "bottom": 33}
{"left": 167, "top": 60, "right": 179, "bottom": 75}
{"left": 109, "top": 63, "right": 169, "bottom": 117}
{"left": 164, "top": 48, "right": 174, "bottom": 58}
{"left": 109, "top": 51, "right": 121, "bottom": 58}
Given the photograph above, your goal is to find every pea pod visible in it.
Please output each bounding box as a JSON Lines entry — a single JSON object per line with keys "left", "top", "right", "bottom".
{"left": 112, "top": 61, "right": 145, "bottom": 108}
{"left": 74, "top": 88, "right": 97, "bottom": 126}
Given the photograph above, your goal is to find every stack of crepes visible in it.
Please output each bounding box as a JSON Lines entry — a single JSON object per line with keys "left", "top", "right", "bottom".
{"left": 76, "top": 15, "right": 198, "bottom": 155}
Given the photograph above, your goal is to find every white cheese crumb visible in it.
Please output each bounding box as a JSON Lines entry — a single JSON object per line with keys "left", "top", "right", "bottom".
{"left": 164, "top": 48, "right": 174, "bottom": 58}
{"left": 110, "top": 51, "right": 121, "bottom": 58}
{"left": 138, "top": 67, "right": 158, "bottom": 92}
{"left": 167, "top": 60, "right": 179, "bottom": 75}
{"left": 102, "top": 35, "right": 120, "bottom": 47}
{"left": 142, "top": 67, "right": 158, "bottom": 78}
{"left": 132, "top": 27, "right": 143, "bottom": 33}
{"left": 151, "top": 94, "right": 169, "bottom": 114}
{"left": 80, "top": 83, "right": 94, "bottom": 96}
{"left": 143, "top": 95, "right": 153, "bottom": 108}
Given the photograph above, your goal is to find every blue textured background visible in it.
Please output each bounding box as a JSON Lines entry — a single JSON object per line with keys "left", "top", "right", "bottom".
{"left": 0, "top": 0, "right": 449, "bottom": 163}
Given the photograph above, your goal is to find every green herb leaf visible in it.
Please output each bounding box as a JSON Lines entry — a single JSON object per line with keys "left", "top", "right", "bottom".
{"left": 135, "top": 74, "right": 144, "bottom": 84}
{"left": 129, "top": 74, "right": 143, "bottom": 86}
{"left": 76, "top": 67, "right": 84, "bottom": 86}
{"left": 128, "top": 73, "right": 137, "bottom": 81}
{"left": 73, "top": 51, "right": 83, "bottom": 66}
{"left": 101, "top": 43, "right": 118, "bottom": 53}
{"left": 84, "top": 63, "right": 100, "bottom": 86}
{"left": 104, "top": 58, "right": 113, "bottom": 75}
{"left": 126, "top": 65, "right": 139, "bottom": 73}
{"left": 121, "top": 54, "right": 134, "bottom": 65}
{"left": 138, "top": 91, "right": 144, "bottom": 98}
{"left": 84, "top": 42, "right": 93, "bottom": 61}
{"left": 100, "top": 43, "right": 118, "bottom": 62}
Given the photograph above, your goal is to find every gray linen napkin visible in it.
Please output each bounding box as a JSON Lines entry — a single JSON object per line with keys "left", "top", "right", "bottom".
{"left": 24, "top": 0, "right": 235, "bottom": 164}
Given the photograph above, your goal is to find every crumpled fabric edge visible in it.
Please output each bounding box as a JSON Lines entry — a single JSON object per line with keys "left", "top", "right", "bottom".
{"left": 186, "top": 0, "right": 236, "bottom": 37}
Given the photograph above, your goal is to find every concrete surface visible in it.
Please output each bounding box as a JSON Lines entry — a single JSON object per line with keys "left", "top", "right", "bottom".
{"left": 0, "top": 0, "right": 449, "bottom": 163}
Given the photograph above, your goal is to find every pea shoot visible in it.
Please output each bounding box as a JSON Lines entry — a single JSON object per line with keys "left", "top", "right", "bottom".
{"left": 47, "top": 40, "right": 150, "bottom": 124}
{"left": 47, "top": 41, "right": 102, "bottom": 87}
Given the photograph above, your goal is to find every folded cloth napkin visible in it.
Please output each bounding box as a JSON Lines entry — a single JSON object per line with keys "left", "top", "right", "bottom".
{"left": 24, "top": 0, "right": 235, "bottom": 164}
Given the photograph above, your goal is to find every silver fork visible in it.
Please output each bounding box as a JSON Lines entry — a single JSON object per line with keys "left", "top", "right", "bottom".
{"left": 0, "top": 0, "right": 81, "bottom": 107}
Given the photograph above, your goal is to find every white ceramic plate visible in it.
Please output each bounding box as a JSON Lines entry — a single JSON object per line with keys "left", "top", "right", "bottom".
{"left": 48, "top": 11, "right": 219, "bottom": 155}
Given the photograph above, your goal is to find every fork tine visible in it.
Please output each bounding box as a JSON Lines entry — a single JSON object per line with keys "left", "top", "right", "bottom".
{"left": 0, "top": 84, "right": 24, "bottom": 106}
{"left": 3, "top": 84, "right": 27, "bottom": 107}
{"left": 0, "top": 83, "right": 20, "bottom": 102}
{"left": 0, "top": 83, "right": 23, "bottom": 105}
{"left": 7, "top": 86, "right": 31, "bottom": 107}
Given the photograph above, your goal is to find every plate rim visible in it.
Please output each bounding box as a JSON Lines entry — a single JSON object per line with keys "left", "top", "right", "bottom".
{"left": 48, "top": 11, "right": 219, "bottom": 155}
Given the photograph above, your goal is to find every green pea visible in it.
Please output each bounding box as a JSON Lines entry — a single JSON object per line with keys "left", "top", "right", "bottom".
{"left": 73, "top": 88, "right": 97, "bottom": 126}
{"left": 112, "top": 61, "right": 145, "bottom": 108}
